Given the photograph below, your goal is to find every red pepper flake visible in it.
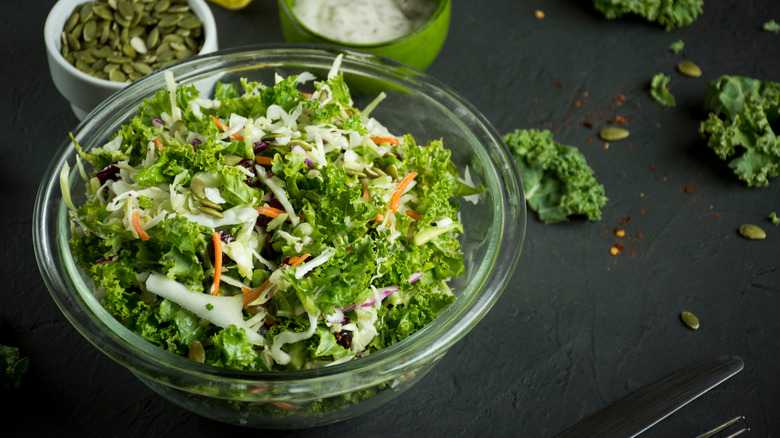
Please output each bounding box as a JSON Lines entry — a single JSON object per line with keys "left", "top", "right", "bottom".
{"left": 649, "top": 164, "right": 656, "bottom": 171}
{"left": 614, "top": 115, "right": 628, "bottom": 125}
{"left": 636, "top": 232, "right": 644, "bottom": 239}
{"left": 555, "top": 81, "right": 563, "bottom": 89}
{"left": 615, "top": 243, "right": 626, "bottom": 251}
{"left": 622, "top": 216, "right": 632, "bottom": 224}
{"left": 573, "top": 100, "right": 582, "bottom": 107}
{"left": 714, "top": 213, "right": 721, "bottom": 217}
{"left": 587, "top": 138, "right": 593, "bottom": 144}
{"left": 684, "top": 186, "right": 693, "bottom": 193}
{"left": 583, "top": 122, "right": 593, "bottom": 129}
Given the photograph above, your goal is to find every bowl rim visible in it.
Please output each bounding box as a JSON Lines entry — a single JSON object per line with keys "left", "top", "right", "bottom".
{"left": 279, "top": 0, "right": 450, "bottom": 48}
{"left": 43, "top": 0, "right": 218, "bottom": 90}
{"left": 33, "top": 43, "right": 525, "bottom": 389}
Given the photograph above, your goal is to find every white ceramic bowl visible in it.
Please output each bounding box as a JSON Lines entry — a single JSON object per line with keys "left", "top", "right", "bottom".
{"left": 44, "top": 0, "right": 218, "bottom": 120}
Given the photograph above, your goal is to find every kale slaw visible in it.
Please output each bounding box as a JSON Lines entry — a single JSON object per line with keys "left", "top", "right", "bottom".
{"left": 61, "top": 55, "right": 480, "bottom": 372}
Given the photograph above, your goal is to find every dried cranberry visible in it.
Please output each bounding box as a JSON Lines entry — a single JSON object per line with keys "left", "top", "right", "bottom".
{"left": 95, "top": 164, "right": 120, "bottom": 185}
{"left": 238, "top": 158, "right": 261, "bottom": 187}
{"left": 334, "top": 330, "right": 353, "bottom": 349}
{"left": 218, "top": 230, "right": 236, "bottom": 244}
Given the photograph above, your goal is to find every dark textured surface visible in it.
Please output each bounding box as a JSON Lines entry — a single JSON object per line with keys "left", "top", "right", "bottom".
{"left": 4, "top": 1, "right": 780, "bottom": 436}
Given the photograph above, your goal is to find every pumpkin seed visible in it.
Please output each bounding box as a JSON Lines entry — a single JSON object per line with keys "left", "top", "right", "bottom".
{"left": 65, "top": 11, "right": 80, "bottom": 33}
{"left": 108, "top": 68, "right": 127, "bottom": 82}
{"left": 154, "top": 0, "right": 171, "bottom": 13}
{"left": 121, "top": 42, "right": 137, "bottom": 58}
{"left": 188, "top": 340, "right": 205, "bottom": 363}
{"left": 131, "top": 61, "right": 153, "bottom": 75}
{"left": 681, "top": 311, "right": 700, "bottom": 330}
{"left": 289, "top": 139, "right": 313, "bottom": 151}
{"left": 106, "top": 55, "right": 131, "bottom": 64}
{"left": 199, "top": 206, "right": 224, "bottom": 218}
{"left": 200, "top": 199, "right": 223, "bottom": 211}
{"left": 677, "top": 61, "right": 702, "bottom": 78}
{"left": 190, "top": 177, "right": 207, "bottom": 199}
{"left": 129, "top": 36, "right": 147, "bottom": 54}
{"left": 79, "top": 2, "right": 94, "bottom": 21}
{"left": 738, "top": 224, "right": 766, "bottom": 240}
{"left": 178, "top": 14, "right": 202, "bottom": 30}
{"left": 599, "top": 127, "right": 630, "bottom": 142}
{"left": 117, "top": 0, "right": 135, "bottom": 20}
{"left": 384, "top": 164, "right": 399, "bottom": 179}
{"left": 92, "top": 3, "right": 114, "bottom": 21}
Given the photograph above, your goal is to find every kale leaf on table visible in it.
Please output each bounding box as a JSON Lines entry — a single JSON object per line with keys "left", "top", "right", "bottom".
{"left": 504, "top": 129, "right": 607, "bottom": 224}
{"left": 593, "top": 0, "right": 703, "bottom": 31}
{"left": 699, "top": 75, "right": 780, "bottom": 187}
{"left": 650, "top": 73, "right": 677, "bottom": 107}
{"left": 1, "top": 344, "right": 29, "bottom": 389}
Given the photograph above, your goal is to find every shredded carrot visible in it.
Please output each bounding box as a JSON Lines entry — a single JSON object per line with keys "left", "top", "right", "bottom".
{"left": 370, "top": 136, "right": 401, "bottom": 145}
{"left": 288, "top": 253, "right": 310, "bottom": 267}
{"left": 242, "top": 278, "right": 271, "bottom": 308}
{"left": 389, "top": 172, "right": 418, "bottom": 213}
{"left": 132, "top": 211, "right": 150, "bottom": 241}
{"left": 255, "top": 155, "right": 273, "bottom": 166}
{"left": 211, "top": 231, "right": 222, "bottom": 296}
{"left": 405, "top": 209, "right": 422, "bottom": 221}
{"left": 210, "top": 115, "right": 244, "bottom": 141}
{"left": 152, "top": 137, "right": 163, "bottom": 151}
{"left": 255, "top": 206, "right": 287, "bottom": 218}
{"left": 375, "top": 213, "right": 385, "bottom": 222}
{"left": 271, "top": 401, "right": 300, "bottom": 410}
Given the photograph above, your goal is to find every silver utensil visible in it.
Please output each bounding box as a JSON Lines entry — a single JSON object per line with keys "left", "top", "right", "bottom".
{"left": 556, "top": 355, "right": 744, "bottom": 438}
{"left": 695, "top": 415, "right": 749, "bottom": 438}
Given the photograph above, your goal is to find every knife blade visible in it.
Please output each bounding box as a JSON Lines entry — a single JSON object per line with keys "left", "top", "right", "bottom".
{"left": 555, "top": 355, "right": 744, "bottom": 438}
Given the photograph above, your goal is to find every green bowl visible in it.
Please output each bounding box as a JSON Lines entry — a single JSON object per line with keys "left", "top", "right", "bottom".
{"left": 278, "top": 0, "right": 450, "bottom": 71}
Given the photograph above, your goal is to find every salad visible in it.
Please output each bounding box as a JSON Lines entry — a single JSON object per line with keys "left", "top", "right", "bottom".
{"left": 62, "top": 55, "right": 480, "bottom": 371}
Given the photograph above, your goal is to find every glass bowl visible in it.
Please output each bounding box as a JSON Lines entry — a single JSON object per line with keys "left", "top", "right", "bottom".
{"left": 33, "top": 45, "right": 525, "bottom": 429}
{"left": 278, "top": 0, "right": 450, "bottom": 71}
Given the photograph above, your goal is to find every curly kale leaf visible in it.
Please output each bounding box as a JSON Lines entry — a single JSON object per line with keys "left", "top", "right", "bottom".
{"left": 1, "top": 344, "right": 29, "bottom": 389}
{"left": 650, "top": 73, "right": 677, "bottom": 107}
{"left": 699, "top": 75, "right": 780, "bottom": 187}
{"left": 594, "top": 0, "right": 703, "bottom": 31}
{"left": 504, "top": 129, "right": 607, "bottom": 224}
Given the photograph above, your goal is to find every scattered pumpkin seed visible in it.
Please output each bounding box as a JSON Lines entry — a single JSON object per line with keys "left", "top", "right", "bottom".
{"left": 738, "top": 224, "right": 766, "bottom": 240}
{"left": 681, "top": 311, "right": 700, "bottom": 330}
{"left": 289, "top": 139, "right": 313, "bottom": 151}
{"left": 190, "top": 176, "right": 207, "bottom": 199}
{"left": 599, "top": 127, "right": 630, "bottom": 142}
{"left": 384, "top": 164, "right": 399, "bottom": 179}
{"left": 199, "top": 199, "right": 223, "bottom": 211}
{"left": 199, "top": 206, "right": 224, "bottom": 218}
{"left": 677, "top": 61, "right": 702, "bottom": 78}
{"left": 188, "top": 340, "right": 206, "bottom": 363}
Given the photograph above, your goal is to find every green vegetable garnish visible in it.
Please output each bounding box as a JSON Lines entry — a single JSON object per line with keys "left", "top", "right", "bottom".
{"left": 668, "top": 39, "right": 685, "bottom": 53}
{"left": 504, "top": 129, "right": 607, "bottom": 224}
{"left": 64, "top": 57, "right": 476, "bottom": 372}
{"left": 1, "top": 344, "right": 29, "bottom": 389}
{"left": 699, "top": 75, "right": 780, "bottom": 187}
{"left": 769, "top": 212, "right": 779, "bottom": 225}
{"left": 763, "top": 19, "right": 780, "bottom": 33}
{"left": 650, "top": 73, "right": 677, "bottom": 107}
{"left": 593, "top": 0, "right": 703, "bottom": 31}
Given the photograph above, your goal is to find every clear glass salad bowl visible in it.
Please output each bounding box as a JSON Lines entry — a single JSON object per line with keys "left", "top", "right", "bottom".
{"left": 33, "top": 45, "right": 525, "bottom": 429}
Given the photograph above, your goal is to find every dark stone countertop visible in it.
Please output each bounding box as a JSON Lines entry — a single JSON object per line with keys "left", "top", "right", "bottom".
{"left": 3, "top": 1, "right": 779, "bottom": 436}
